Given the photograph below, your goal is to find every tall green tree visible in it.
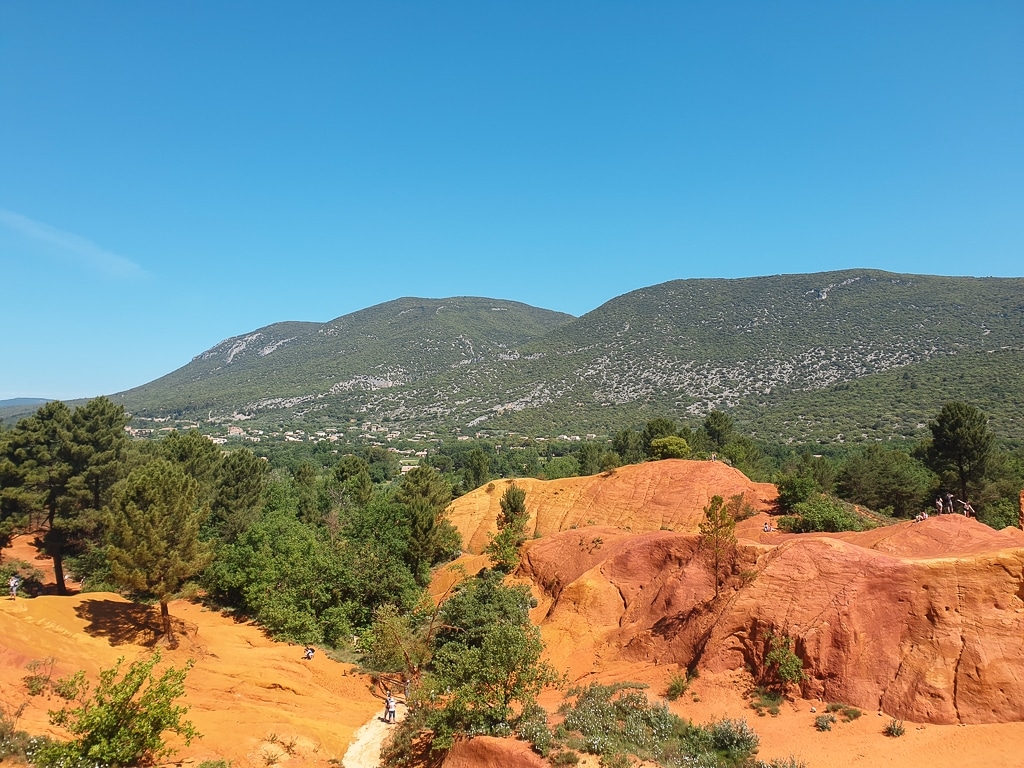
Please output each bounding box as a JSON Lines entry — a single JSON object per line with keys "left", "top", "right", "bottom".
{"left": 209, "top": 448, "right": 269, "bottom": 541}
{"left": 576, "top": 442, "right": 603, "bottom": 476}
{"left": 698, "top": 494, "right": 736, "bottom": 599}
{"left": 395, "top": 465, "right": 460, "bottom": 585}
{"left": 418, "top": 570, "right": 559, "bottom": 750}
{"left": 158, "top": 429, "right": 223, "bottom": 506}
{"left": 69, "top": 396, "right": 131, "bottom": 513}
{"left": 642, "top": 418, "right": 678, "bottom": 456}
{"left": 464, "top": 447, "right": 490, "bottom": 490}
{"left": 0, "top": 401, "right": 78, "bottom": 592}
{"left": 612, "top": 429, "right": 646, "bottom": 465}
{"left": 703, "top": 410, "right": 735, "bottom": 450}
{"left": 484, "top": 482, "right": 530, "bottom": 572}
{"left": 927, "top": 402, "right": 995, "bottom": 502}
{"left": 106, "top": 459, "right": 212, "bottom": 639}
{"left": 837, "top": 445, "right": 933, "bottom": 517}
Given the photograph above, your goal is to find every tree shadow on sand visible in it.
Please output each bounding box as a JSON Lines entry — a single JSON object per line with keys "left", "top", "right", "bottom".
{"left": 75, "top": 599, "right": 190, "bottom": 648}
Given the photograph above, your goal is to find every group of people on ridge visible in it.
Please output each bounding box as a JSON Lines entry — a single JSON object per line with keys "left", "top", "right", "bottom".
{"left": 933, "top": 492, "right": 975, "bottom": 518}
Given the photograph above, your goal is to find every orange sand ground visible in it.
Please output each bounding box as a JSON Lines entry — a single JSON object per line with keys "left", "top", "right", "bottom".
{"left": 1, "top": 536, "right": 383, "bottom": 768}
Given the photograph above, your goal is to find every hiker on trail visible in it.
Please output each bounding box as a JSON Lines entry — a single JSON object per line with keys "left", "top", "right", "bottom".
{"left": 960, "top": 500, "right": 975, "bottom": 518}
{"left": 8, "top": 575, "right": 18, "bottom": 599}
{"left": 303, "top": 646, "right": 315, "bottom": 660}
{"left": 935, "top": 497, "right": 944, "bottom": 515}
{"left": 763, "top": 521, "right": 773, "bottom": 533}
{"left": 945, "top": 492, "right": 956, "bottom": 515}
{"left": 385, "top": 694, "right": 397, "bottom": 723}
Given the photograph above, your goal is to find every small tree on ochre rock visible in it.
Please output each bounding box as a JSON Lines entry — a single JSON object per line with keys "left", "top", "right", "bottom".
{"left": 106, "top": 459, "right": 212, "bottom": 641}
{"left": 699, "top": 494, "right": 737, "bottom": 599}
{"left": 484, "top": 482, "right": 530, "bottom": 572}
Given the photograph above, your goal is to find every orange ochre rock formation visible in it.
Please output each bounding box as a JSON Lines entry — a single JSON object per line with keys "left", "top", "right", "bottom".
{"left": 448, "top": 460, "right": 1024, "bottom": 726}
{"left": 447, "top": 459, "right": 778, "bottom": 553}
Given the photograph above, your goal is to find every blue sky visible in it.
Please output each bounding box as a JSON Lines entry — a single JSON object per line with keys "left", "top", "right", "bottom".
{"left": 1, "top": 2, "right": 1021, "bottom": 400}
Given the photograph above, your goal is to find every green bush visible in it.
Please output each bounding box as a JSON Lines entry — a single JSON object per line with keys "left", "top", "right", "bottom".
{"left": 750, "top": 687, "right": 783, "bottom": 717}
{"left": 33, "top": 651, "right": 198, "bottom": 768}
{"left": 516, "top": 704, "right": 553, "bottom": 756}
{"left": 814, "top": 714, "right": 836, "bottom": 732}
{"left": 774, "top": 474, "right": 817, "bottom": 512}
{"left": 884, "top": 718, "right": 905, "bottom": 737}
{"left": 665, "top": 673, "right": 691, "bottom": 701}
{"left": 557, "top": 682, "right": 762, "bottom": 767}
{"left": 549, "top": 750, "right": 580, "bottom": 766}
{"left": 708, "top": 718, "right": 760, "bottom": 760}
{"left": 825, "top": 703, "right": 862, "bottom": 721}
{"left": 778, "top": 494, "right": 867, "bottom": 533}
{"left": 762, "top": 633, "right": 804, "bottom": 693}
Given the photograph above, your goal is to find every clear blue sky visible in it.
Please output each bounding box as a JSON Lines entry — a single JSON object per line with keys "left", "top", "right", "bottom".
{"left": 1, "top": 2, "right": 1021, "bottom": 400}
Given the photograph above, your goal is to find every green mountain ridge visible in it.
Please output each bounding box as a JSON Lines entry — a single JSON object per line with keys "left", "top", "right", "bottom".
{"left": 8, "top": 270, "right": 1023, "bottom": 444}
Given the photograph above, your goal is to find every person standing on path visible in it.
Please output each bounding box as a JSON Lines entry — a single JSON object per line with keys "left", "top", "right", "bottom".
{"left": 8, "top": 574, "right": 19, "bottom": 599}
{"left": 385, "top": 693, "right": 397, "bottom": 724}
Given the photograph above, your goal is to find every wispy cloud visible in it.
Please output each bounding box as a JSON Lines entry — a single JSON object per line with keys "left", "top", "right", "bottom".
{"left": 0, "top": 209, "right": 147, "bottom": 279}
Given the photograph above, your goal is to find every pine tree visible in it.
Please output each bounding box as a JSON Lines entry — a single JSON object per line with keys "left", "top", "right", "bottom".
{"left": 69, "top": 396, "right": 130, "bottom": 512}
{"left": 106, "top": 459, "right": 212, "bottom": 640}
{"left": 210, "top": 448, "right": 268, "bottom": 541}
{"left": 484, "top": 482, "right": 529, "bottom": 572}
{"left": 927, "top": 402, "right": 995, "bottom": 502}
{"left": 0, "top": 401, "right": 77, "bottom": 592}
{"left": 395, "top": 466, "right": 457, "bottom": 584}
{"left": 699, "top": 494, "right": 737, "bottom": 599}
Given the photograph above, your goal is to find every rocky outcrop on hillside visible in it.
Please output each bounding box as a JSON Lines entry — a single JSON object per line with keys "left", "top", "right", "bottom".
{"left": 518, "top": 516, "right": 1024, "bottom": 725}
{"left": 446, "top": 459, "right": 777, "bottom": 553}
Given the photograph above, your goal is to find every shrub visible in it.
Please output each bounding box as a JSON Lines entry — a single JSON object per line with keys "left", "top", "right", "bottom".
{"left": 665, "top": 673, "right": 691, "bottom": 701}
{"left": 825, "top": 703, "right": 862, "bottom": 721}
{"left": 708, "top": 718, "right": 759, "bottom": 760}
{"left": 756, "top": 758, "right": 808, "bottom": 768}
{"left": 600, "top": 753, "right": 634, "bottom": 768}
{"left": 775, "top": 474, "right": 817, "bottom": 512}
{"left": 762, "top": 633, "right": 805, "bottom": 693}
{"left": 884, "top": 718, "right": 905, "bottom": 737}
{"left": 23, "top": 657, "right": 55, "bottom": 696}
{"left": 33, "top": 651, "right": 198, "bottom": 768}
{"left": 557, "top": 682, "right": 762, "bottom": 767}
{"left": 778, "top": 495, "right": 867, "bottom": 533}
{"left": 517, "top": 704, "right": 553, "bottom": 756}
{"left": 814, "top": 714, "right": 836, "bottom": 732}
{"left": 549, "top": 750, "right": 580, "bottom": 766}
{"left": 52, "top": 671, "right": 88, "bottom": 701}
{"left": 750, "top": 687, "right": 783, "bottom": 717}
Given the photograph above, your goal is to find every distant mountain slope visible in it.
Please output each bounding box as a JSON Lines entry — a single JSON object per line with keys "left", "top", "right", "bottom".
{"left": 0, "top": 397, "right": 50, "bottom": 408}
{"left": 115, "top": 297, "right": 574, "bottom": 420}
{"left": 111, "top": 270, "right": 1024, "bottom": 443}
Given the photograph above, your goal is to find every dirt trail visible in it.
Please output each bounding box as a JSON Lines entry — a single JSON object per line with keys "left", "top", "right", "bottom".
{"left": 341, "top": 704, "right": 405, "bottom": 768}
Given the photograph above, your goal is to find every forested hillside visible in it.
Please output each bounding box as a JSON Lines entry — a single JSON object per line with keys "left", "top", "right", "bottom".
{"left": 8, "top": 270, "right": 1022, "bottom": 444}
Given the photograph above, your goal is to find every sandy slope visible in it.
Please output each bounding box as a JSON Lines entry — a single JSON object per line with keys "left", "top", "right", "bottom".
{"left": 1, "top": 536, "right": 383, "bottom": 767}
